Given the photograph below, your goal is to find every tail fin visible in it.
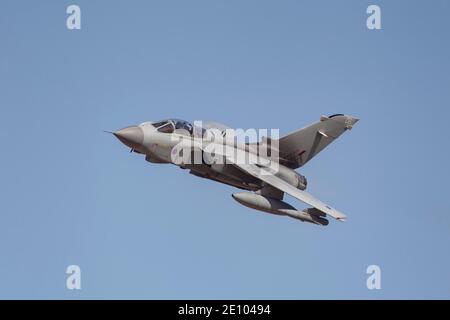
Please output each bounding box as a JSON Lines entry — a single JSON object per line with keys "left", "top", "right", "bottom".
{"left": 278, "top": 114, "right": 359, "bottom": 168}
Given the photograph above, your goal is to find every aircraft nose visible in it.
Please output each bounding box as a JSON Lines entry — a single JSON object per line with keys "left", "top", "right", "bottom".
{"left": 113, "top": 126, "right": 144, "bottom": 149}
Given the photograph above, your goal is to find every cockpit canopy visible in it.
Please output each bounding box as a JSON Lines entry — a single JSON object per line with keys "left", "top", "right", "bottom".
{"left": 151, "top": 119, "right": 194, "bottom": 134}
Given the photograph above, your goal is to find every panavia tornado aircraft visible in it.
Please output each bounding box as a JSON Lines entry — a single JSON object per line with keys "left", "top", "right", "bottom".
{"left": 111, "top": 114, "right": 359, "bottom": 226}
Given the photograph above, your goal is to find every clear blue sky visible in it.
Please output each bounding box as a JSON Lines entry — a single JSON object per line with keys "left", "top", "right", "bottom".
{"left": 1, "top": 0, "right": 449, "bottom": 299}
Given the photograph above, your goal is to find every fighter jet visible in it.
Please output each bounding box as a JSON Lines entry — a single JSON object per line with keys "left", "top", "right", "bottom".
{"left": 111, "top": 114, "right": 359, "bottom": 226}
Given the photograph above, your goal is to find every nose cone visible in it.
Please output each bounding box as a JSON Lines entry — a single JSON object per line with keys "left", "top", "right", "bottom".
{"left": 114, "top": 126, "right": 144, "bottom": 149}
